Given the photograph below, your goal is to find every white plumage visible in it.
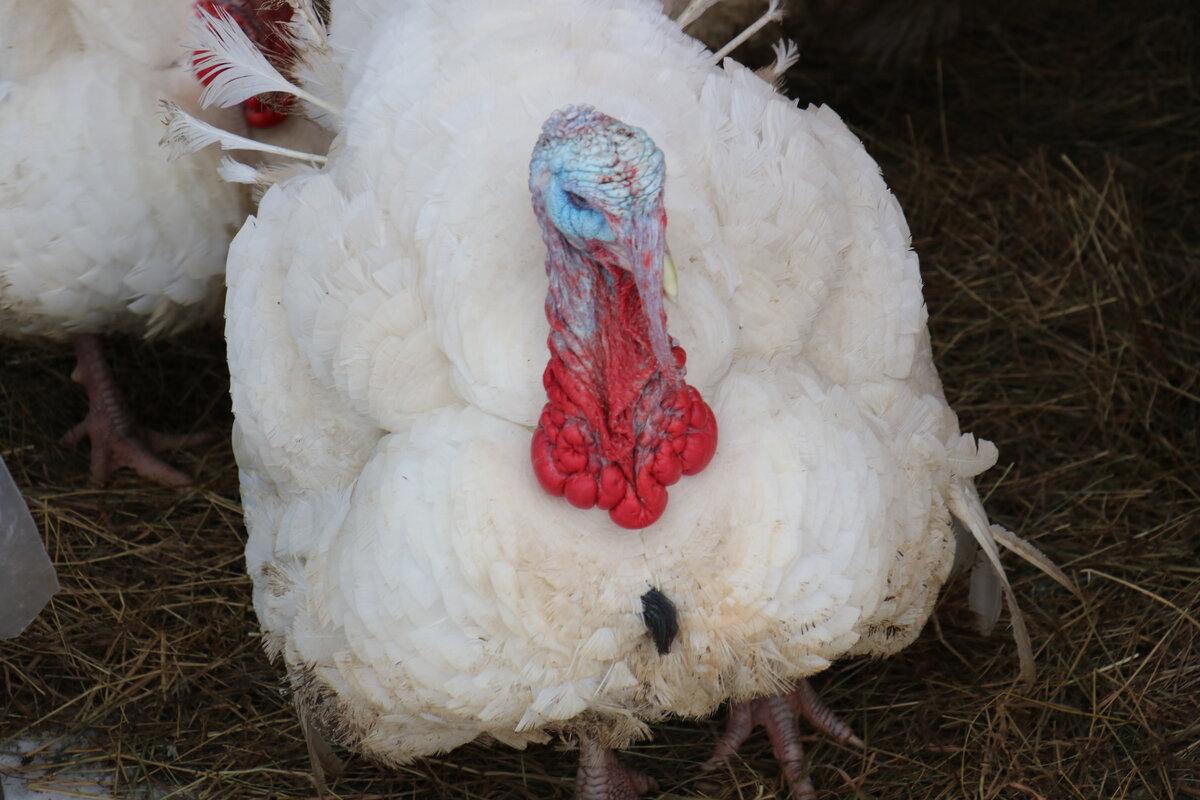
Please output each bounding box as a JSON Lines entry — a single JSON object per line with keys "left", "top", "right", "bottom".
{"left": 205, "top": 0, "right": 1058, "bottom": 795}
{"left": 0, "top": 0, "right": 243, "bottom": 340}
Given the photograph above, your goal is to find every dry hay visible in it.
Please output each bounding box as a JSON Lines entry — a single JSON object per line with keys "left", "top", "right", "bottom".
{"left": 2, "top": 0, "right": 1197, "bottom": 797}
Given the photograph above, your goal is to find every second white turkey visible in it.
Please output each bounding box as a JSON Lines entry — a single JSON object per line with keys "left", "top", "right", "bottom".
{"left": 0, "top": 0, "right": 326, "bottom": 486}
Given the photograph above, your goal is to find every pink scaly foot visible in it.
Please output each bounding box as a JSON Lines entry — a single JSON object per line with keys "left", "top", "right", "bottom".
{"left": 62, "top": 334, "right": 215, "bottom": 488}
{"left": 708, "top": 679, "right": 862, "bottom": 800}
{"left": 575, "top": 734, "right": 658, "bottom": 800}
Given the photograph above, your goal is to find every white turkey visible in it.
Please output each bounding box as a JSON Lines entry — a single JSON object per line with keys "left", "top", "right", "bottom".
{"left": 0, "top": 0, "right": 318, "bottom": 486}
{"left": 179, "top": 0, "right": 1066, "bottom": 796}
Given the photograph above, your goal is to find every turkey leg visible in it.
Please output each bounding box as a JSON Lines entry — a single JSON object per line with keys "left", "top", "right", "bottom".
{"left": 575, "top": 733, "right": 658, "bottom": 800}
{"left": 708, "top": 679, "right": 862, "bottom": 800}
{"left": 62, "top": 334, "right": 214, "bottom": 487}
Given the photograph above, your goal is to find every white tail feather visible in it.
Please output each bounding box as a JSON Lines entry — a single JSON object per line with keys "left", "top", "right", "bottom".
{"left": 298, "top": 699, "right": 344, "bottom": 797}
{"left": 280, "top": 0, "right": 342, "bottom": 130}
{"left": 283, "top": 0, "right": 329, "bottom": 51}
{"left": 712, "top": 0, "right": 784, "bottom": 62}
{"left": 968, "top": 545, "right": 1003, "bottom": 635}
{"left": 189, "top": 6, "right": 340, "bottom": 118}
{"left": 673, "top": 0, "right": 723, "bottom": 29}
{"left": 755, "top": 39, "right": 799, "bottom": 89}
{"left": 218, "top": 156, "right": 270, "bottom": 184}
{"left": 991, "top": 524, "right": 1079, "bottom": 598}
{"left": 949, "top": 479, "right": 1036, "bottom": 685}
{"left": 160, "top": 102, "right": 327, "bottom": 164}
{"left": 218, "top": 156, "right": 311, "bottom": 194}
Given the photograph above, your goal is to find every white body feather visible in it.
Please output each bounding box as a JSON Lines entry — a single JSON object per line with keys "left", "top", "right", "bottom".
{"left": 227, "top": 0, "right": 1014, "bottom": 760}
{"left": 0, "top": 0, "right": 245, "bottom": 339}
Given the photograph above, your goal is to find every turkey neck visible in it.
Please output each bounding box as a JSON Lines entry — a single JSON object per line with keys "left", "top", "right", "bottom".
{"left": 541, "top": 230, "right": 678, "bottom": 468}
{"left": 530, "top": 221, "right": 718, "bottom": 530}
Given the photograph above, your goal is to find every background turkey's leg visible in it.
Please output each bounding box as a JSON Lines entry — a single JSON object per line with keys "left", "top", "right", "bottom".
{"left": 63, "top": 334, "right": 214, "bottom": 487}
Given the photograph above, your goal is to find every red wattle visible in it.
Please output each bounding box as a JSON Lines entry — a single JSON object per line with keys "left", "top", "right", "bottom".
{"left": 531, "top": 349, "right": 718, "bottom": 529}
{"left": 679, "top": 385, "right": 718, "bottom": 474}
{"left": 243, "top": 95, "right": 293, "bottom": 128}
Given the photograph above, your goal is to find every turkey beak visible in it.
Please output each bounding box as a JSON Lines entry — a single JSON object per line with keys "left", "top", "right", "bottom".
{"left": 662, "top": 248, "right": 679, "bottom": 300}
{"left": 621, "top": 207, "right": 677, "bottom": 375}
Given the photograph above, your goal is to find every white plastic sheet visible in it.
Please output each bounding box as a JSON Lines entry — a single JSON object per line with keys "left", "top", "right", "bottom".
{"left": 0, "top": 455, "right": 58, "bottom": 638}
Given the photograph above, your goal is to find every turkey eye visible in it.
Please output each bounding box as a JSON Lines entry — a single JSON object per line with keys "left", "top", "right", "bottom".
{"left": 553, "top": 185, "right": 613, "bottom": 241}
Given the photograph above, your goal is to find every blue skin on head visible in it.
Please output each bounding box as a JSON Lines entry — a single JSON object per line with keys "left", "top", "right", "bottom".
{"left": 530, "top": 105, "right": 665, "bottom": 247}
{"left": 544, "top": 176, "right": 616, "bottom": 242}
{"left": 529, "top": 105, "right": 676, "bottom": 374}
